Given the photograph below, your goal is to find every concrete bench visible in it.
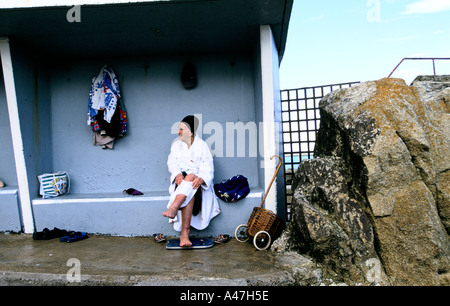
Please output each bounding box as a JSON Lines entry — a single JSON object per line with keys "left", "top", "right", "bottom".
{"left": 0, "top": 187, "right": 22, "bottom": 232}
{"left": 32, "top": 188, "right": 265, "bottom": 237}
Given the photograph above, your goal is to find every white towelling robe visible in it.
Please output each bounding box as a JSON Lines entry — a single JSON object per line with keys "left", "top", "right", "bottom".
{"left": 167, "top": 135, "right": 220, "bottom": 231}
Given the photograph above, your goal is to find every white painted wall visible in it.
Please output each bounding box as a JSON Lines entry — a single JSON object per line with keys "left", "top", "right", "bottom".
{"left": 259, "top": 25, "right": 282, "bottom": 214}
{"left": 0, "top": 38, "right": 34, "bottom": 233}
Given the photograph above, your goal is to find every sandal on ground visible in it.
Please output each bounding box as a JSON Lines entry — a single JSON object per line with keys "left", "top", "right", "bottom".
{"left": 214, "top": 234, "right": 230, "bottom": 244}
{"left": 153, "top": 233, "right": 167, "bottom": 243}
{"left": 60, "top": 231, "right": 88, "bottom": 243}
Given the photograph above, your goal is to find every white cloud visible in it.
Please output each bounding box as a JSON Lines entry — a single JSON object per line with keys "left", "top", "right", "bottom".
{"left": 376, "top": 35, "right": 418, "bottom": 43}
{"left": 402, "top": 0, "right": 450, "bottom": 15}
{"left": 433, "top": 30, "right": 448, "bottom": 35}
{"left": 304, "top": 14, "right": 325, "bottom": 22}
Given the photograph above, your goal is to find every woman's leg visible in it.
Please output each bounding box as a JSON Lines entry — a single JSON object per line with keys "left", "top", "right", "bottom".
{"left": 162, "top": 174, "right": 197, "bottom": 219}
{"left": 180, "top": 196, "right": 195, "bottom": 247}
{"left": 162, "top": 194, "right": 187, "bottom": 218}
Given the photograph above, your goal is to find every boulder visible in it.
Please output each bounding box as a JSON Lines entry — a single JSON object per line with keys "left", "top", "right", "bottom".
{"left": 277, "top": 76, "right": 450, "bottom": 286}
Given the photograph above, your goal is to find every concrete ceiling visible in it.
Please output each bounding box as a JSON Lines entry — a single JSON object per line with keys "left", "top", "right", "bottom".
{"left": 0, "top": 0, "right": 292, "bottom": 59}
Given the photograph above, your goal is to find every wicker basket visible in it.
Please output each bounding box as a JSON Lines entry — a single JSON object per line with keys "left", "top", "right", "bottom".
{"left": 239, "top": 155, "right": 286, "bottom": 246}
{"left": 247, "top": 207, "right": 285, "bottom": 239}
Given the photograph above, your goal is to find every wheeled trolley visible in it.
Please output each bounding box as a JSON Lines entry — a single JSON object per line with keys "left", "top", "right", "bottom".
{"left": 234, "top": 155, "right": 285, "bottom": 250}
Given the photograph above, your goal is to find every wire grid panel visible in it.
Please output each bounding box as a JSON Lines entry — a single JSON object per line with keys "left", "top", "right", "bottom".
{"left": 281, "top": 82, "right": 360, "bottom": 221}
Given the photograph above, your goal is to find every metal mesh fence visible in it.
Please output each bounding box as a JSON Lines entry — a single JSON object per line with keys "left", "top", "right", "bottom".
{"left": 281, "top": 82, "right": 360, "bottom": 220}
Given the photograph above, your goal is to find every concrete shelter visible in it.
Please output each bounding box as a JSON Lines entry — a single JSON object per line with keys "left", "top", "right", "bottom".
{"left": 0, "top": 0, "right": 292, "bottom": 237}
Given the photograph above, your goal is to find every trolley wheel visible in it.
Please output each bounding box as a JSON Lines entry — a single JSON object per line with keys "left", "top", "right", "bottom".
{"left": 253, "top": 231, "right": 271, "bottom": 251}
{"left": 234, "top": 224, "right": 249, "bottom": 242}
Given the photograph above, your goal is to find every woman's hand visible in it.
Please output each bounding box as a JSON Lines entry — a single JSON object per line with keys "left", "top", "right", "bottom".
{"left": 192, "top": 177, "right": 204, "bottom": 190}
{"left": 175, "top": 173, "right": 184, "bottom": 186}
{"left": 176, "top": 173, "right": 203, "bottom": 189}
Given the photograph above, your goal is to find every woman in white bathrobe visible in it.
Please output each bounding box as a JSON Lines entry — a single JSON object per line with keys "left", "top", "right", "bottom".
{"left": 163, "top": 115, "right": 220, "bottom": 246}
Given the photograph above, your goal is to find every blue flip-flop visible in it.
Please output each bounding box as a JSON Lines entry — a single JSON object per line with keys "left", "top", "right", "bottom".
{"left": 60, "top": 231, "right": 88, "bottom": 243}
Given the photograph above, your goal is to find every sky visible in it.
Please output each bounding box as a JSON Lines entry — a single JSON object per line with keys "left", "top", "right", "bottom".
{"left": 279, "top": 0, "right": 450, "bottom": 89}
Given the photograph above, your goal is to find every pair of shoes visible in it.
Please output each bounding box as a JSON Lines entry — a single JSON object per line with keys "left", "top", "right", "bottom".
{"left": 214, "top": 234, "right": 230, "bottom": 244}
{"left": 33, "top": 227, "right": 70, "bottom": 240}
{"left": 60, "top": 231, "right": 88, "bottom": 243}
{"left": 153, "top": 233, "right": 167, "bottom": 243}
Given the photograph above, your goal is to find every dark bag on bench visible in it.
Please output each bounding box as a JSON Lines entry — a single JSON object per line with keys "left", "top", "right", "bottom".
{"left": 214, "top": 175, "right": 250, "bottom": 203}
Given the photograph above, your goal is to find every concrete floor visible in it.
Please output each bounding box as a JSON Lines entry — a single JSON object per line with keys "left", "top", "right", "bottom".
{"left": 0, "top": 233, "right": 294, "bottom": 286}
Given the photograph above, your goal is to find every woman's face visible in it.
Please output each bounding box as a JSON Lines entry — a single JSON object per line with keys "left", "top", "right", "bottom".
{"left": 178, "top": 122, "right": 192, "bottom": 144}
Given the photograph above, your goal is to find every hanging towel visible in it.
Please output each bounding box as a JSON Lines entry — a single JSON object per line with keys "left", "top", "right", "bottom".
{"left": 87, "top": 65, "right": 122, "bottom": 127}
{"left": 87, "top": 66, "right": 127, "bottom": 149}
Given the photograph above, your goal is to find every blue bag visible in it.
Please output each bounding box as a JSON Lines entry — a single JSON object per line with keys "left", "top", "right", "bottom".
{"left": 214, "top": 175, "right": 250, "bottom": 203}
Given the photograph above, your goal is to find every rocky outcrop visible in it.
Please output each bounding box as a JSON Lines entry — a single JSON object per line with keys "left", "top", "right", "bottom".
{"left": 274, "top": 76, "right": 450, "bottom": 286}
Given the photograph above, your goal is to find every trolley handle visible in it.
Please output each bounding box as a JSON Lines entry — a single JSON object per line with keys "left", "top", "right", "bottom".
{"left": 259, "top": 155, "right": 282, "bottom": 209}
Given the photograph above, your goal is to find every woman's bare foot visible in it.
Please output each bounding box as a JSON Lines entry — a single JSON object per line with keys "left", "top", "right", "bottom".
{"left": 180, "top": 233, "right": 192, "bottom": 247}
{"left": 162, "top": 207, "right": 178, "bottom": 219}
{"left": 163, "top": 194, "right": 187, "bottom": 219}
